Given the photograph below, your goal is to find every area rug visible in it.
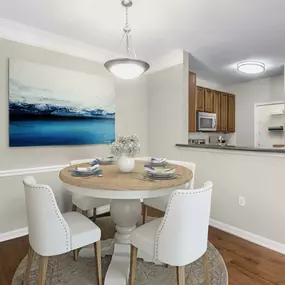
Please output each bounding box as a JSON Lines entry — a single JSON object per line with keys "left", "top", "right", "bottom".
{"left": 12, "top": 217, "right": 228, "bottom": 285}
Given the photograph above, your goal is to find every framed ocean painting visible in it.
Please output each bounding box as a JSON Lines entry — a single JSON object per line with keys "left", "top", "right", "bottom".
{"left": 9, "top": 59, "right": 115, "bottom": 147}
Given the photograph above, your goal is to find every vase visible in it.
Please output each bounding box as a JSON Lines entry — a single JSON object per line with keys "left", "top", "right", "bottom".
{"left": 117, "top": 154, "right": 135, "bottom": 173}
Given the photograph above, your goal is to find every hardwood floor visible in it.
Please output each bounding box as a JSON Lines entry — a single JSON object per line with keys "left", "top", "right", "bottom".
{"left": 0, "top": 235, "right": 29, "bottom": 285}
{"left": 1, "top": 225, "right": 285, "bottom": 285}
{"left": 209, "top": 227, "right": 285, "bottom": 285}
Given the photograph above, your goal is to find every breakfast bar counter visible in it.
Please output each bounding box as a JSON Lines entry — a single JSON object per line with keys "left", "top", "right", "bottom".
{"left": 176, "top": 143, "right": 285, "bottom": 153}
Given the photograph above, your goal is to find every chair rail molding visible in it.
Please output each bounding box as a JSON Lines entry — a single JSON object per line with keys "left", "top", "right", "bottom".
{"left": 0, "top": 164, "right": 70, "bottom": 242}
{"left": 0, "top": 164, "right": 69, "bottom": 177}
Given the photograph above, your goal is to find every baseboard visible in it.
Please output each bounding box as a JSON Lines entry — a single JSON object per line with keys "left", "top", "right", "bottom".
{"left": 210, "top": 218, "right": 285, "bottom": 255}
{"left": 0, "top": 227, "right": 28, "bottom": 243}
{"left": 1, "top": 217, "right": 285, "bottom": 255}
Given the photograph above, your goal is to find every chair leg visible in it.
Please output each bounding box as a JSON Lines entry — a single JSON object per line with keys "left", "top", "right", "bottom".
{"left": 38, "top": 256, "right": 48, "bottom": 285}
{"left": 129, "top": 245, "right": 138, "bottom": 285}
{"left": 82, "top": 210, "right": 88, "bottom": 217}
{"left": 176, "top": 266, "right": 185, "bottom": 285}
{"left": 72, "top": 204, "right": 77, "bottom": 212}
{"left": 202, "top": 252, "right": 210, "bottom": 285}
{"left": 142, "top": 203, "right": 147, "bottom": 224}
{"left": 93, "top": 208, "right": 97, "bottom": 222}
{"left": 94, "top": 241, "right": 102, "bottom": 285}
{"left": 23, "top": 245, "right": 34, "bottom": 285}
{"left": 73, "top": 248, "right": 79, "bottom": 262}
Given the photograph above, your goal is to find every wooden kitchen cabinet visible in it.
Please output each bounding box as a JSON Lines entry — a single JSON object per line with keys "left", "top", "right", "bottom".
{"left": 227, "top": 94, "right": 235, "bottom": 132}
{"left": 188, "top": 74, "right": 236, "bottom": 133}
{"left": 188, "top": 72, "right": 197, "bottom": 132}
{"left": 213, "top": 91, "right": 221, "bottom": 131}
{"left": 196, "top": 87, "right": 205, "bottom": 112}
{"left": 204, "top": 89, "right": 214, "bottom": 112}
{"left": 220, "top": 93, "right": 228, "bottom": 132}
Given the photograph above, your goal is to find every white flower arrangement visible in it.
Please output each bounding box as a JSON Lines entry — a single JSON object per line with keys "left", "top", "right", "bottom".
{"left": 110, "top": 134, "right": 140, "bottom": 157}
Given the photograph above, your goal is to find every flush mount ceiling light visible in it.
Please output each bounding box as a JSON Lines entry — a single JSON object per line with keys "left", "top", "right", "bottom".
{"left": 104, "top": 0, "right": 150, "bottom": 80}
{"left": 237, "top": 61, "right": 265, "bottom": 74}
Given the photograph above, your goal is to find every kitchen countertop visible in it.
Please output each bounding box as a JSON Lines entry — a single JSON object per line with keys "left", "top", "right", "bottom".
{"left": 175, "top": 143, "right": 285, "bottom": 153}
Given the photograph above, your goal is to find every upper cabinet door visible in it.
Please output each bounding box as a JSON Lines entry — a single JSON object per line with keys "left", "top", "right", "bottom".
{"left": 196, "top": 87, "right": 205, "bottom": 112}
{"left": 228, "top": 94, "right": 236, "bottom": 132}
{"left": 213, "top": 91, "right": 221, "bottom": 131}
{"left": 204, "top": 89, "right": 214, "bottom": 113}
{"left": 220, "top": 93, "right": 228, "bottom": 132}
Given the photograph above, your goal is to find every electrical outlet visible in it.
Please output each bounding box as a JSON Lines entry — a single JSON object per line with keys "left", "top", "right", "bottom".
{"left": 238, "top": 196, "right": 246, "bottom": 207}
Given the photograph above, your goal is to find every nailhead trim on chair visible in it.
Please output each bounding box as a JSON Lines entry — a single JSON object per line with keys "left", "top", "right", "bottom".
{"left": 155, "top": 188, "right": 211, "bottom": 260}
{"left": 24, "top": 181, "right": 70, "bottom": 251}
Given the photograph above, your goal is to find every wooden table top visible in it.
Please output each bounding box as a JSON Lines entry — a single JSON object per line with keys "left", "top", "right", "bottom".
{"left": 59, "top": 161, "right": 192, "bottom": 191}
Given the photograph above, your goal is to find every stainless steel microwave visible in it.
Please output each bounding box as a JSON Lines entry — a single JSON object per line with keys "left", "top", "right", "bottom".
{"left": 197, "top": 112, "right": 217, "bottom": 131}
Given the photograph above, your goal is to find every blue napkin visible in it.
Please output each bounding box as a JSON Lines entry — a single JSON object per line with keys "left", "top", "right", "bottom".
{"left": 72, "top": 163, "right": 103, "bottom": 177}
{"left": 91, "top": 156, "right": 115, "bottom": 166}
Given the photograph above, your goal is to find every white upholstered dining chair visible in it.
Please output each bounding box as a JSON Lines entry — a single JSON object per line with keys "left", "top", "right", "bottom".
{"left": 70, "top": 159, "right": 110, "bottom": 220}
{"left": 23, "top": 176, "right": 102, "bottom": 285}
{"left": 135, "top": 158, "right": 196, "bottom": 223}
{"left": 129, "top": 181, "right": 213, "bottom": 285}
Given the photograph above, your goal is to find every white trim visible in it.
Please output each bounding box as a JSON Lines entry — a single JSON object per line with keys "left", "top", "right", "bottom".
{"left": 210, "top": 218, "right": 285, "bottom": 255}
{"left": 0, "top": 227, "right": 28, "bottom": 243}
{"left": 254, "top": 102, "right": 258, "bottom": 147}
{"left": 0, "top": 164, "right": 68, "bottom": 242}
{"left": 255, "top": 101, "right": 285, "bottom": 107}
{"left": 0, "top": 164, "right": 68, "bottom": 177}
{"left": 2, "top": 216, "right": 285, "bottom": 254}
{"left": 254, "top": 101, "right": 285, "bottom": 147}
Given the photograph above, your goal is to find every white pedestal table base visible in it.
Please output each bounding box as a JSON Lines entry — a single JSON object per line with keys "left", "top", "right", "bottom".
{"left": 78, "top": 198, "right": 162, "bottom": 285}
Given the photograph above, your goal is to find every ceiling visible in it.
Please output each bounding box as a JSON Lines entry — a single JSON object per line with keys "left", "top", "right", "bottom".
{"left": 1, "top": 0, "right": 285, "bottom": 84}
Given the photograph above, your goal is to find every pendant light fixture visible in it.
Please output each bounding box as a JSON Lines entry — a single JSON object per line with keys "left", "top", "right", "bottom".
{"left": 104, "top": 0, "right": 150, "bottom": 80}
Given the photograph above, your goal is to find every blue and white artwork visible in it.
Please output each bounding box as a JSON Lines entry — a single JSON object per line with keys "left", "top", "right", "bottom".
{"left": 9, "top": 59, "right": 115, "bottom": 147}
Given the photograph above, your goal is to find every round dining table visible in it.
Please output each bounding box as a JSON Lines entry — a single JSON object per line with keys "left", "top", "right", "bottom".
{"left": 59, "top": 160, "right": 192, "bottom": 285}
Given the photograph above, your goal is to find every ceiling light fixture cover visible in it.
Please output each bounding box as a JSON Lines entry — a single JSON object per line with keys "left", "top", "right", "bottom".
{"left": 237, "top": 61, "right": 265, "bottom": 74}
{"left": 104, "top": 0, "right": 150, "bottom": 80}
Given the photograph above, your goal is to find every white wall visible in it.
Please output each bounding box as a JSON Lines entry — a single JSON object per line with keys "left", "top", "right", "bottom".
{"left": 149, "top": 61, "right": 285, "bottom": 251}
{"left": 176, "top": 147, "right": 285, "bottom": 248}
{"left": 115, "top": 77, "right": 148, "bottom": 154}
{"left": 0, "top": 38, "right": 148, "bottom": 236}
{"left": 255, "top": 103, "right": 285, "bottom": 148}
{"left": 148, "top": 63, "right": 188, "bottom": 156}
{"left": 227, "top": 75, "right": 285, "bottom": 146}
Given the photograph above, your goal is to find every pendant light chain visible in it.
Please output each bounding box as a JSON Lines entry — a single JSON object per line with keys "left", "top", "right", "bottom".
{"left": 124, "top": 6, "right": 130, "bottom": 33}
{"left": 123, "top": 5, "right": 137, "bottom": 58}
{"left": 125, "top": 7, "right": 130, "bottom": 55}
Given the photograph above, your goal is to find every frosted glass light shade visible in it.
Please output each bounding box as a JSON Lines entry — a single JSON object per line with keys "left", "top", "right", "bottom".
{"left": 237, "top": 61, "right": 265, "bottom": 74}
{"left": 104, "top": 58, "right": 150, "bottom": 80}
